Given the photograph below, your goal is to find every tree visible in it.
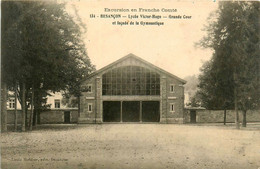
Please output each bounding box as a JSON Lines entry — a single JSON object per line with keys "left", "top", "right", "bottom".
{"left": 195, "top": 55, "right": 234, "bottom": 125}
{"left": 196, "top": 1, "right": 259, "bottom": 128}
{"left": 1, "top": 1, "right": 95, "bottom": 131}
{"left": 1, "top": 1, "right": 23, "bottom": 132}
{"left": 1, "top": 83, "right": 7, "bottom": 132}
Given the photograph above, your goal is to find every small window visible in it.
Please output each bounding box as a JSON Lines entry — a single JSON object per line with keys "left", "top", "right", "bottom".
{"left": 82, "top": 84, "right": 92, "bottom": 93}
{"left": 170, "top": 84, "right": 175, "bottom": 93}
{"left": 88, "top": 103, "right": 92, "bottom": 112}
{"left": 170, "top": 103, "right": 175, "bottom": 112}
{"left": 87, "top": 84, "right": 92, "bottom": 93}
{"left": 9, "top": 98, "right": 15, "bottom": 109}
{"left": 55, "top": 99, "right": 60, "bottom": 108}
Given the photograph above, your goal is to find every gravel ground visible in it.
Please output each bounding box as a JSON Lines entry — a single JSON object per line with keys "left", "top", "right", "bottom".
{"left": 1, "top": 124, "right": 260, "bottom": 169}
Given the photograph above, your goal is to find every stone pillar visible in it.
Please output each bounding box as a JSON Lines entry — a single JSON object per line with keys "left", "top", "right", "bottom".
{"left": 95, "top": 77, "right": 102, "bottom": 123}
{"left": 79, "top": 95, "right": 84, "bottom": 118}
{"left": 140, "top": 101, "right": 142, "bottom": 122}
{"left": 181, "top": 85, "right": 185, "bottom": 123}
{"left": 120, "top": 101, "right": 123, "bottom": 122}
{"left": 160, "top": 76, "right": 167, "bottom": 123}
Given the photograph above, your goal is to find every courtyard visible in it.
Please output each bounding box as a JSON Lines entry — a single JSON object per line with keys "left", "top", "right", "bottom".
{"left": 1, "top": 124, "right": 260, "bottom": 169}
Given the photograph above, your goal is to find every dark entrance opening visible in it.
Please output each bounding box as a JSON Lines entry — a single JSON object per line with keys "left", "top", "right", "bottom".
{"left": 64, "top": 111, "right": 70, "bottom": 123}
{"left": 122, "top": 101, "right": 140, "bottom": 122}
{"left": 142, "top": 101, "right": 160, "bottom": 122}
{"left": 190, "top": 110, "right": 196, "bottom": 123}
{"left": 103, "top": 101, "right": 121, "bottom": 122}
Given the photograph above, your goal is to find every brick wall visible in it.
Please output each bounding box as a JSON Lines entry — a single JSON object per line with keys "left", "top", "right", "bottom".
{"left": 80, "top": 73, "right": 186, "bottom": 123}
{"left": 79, "top": 56, "right": 186, "bottom": 124}
{"left": 79, "top": 75, "right": 97, "bottom": 123}
{"left": 165, "top": 75, "right": 185, "bottom": 123}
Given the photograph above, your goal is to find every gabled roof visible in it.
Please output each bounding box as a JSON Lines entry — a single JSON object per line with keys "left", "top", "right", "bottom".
{"left": 85, "top": 53, "right": 186, "bottom": 84}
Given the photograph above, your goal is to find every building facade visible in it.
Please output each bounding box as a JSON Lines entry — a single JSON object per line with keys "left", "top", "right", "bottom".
{"left": 7, "top": 92, "right": 78, "bottom": 124}
{"left": 79, "top": 54, "right": 186, "bottom": 124}
{"left": 7, "top": 92, "right": 67, "bottom": 110}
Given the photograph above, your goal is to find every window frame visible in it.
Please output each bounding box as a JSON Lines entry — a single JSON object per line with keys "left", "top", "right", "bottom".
{"left": 102, "top": 66, "right": 160, "bottom": 96}
{"left": 170, "top": 103, "right": 175, "bottom": 112}
{"left": 170, "top": 84, "right": 175, "bottom": 93}
{"left": 9, "top": 98, "right": 15, "bottom": 109}
{"left": 82, "top": 84, "right": 92, "bottom": 93}
{"left": 54, "top": 99, "right": 61, "bottom": 109}
{"left": 87, "top": 103, "right": 93, "bottom": 112}
{"left": 86, "top": 84, "right": 92, "bottom": 93}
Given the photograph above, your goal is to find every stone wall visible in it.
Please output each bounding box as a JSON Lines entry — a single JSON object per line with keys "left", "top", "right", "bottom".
{"left": 40, "top": 109, "right": 78, "bottom": 124}
{"left": 184, "top": 109, "right": 260, "bottom": 123}
{"left": 7, "top": 110, "right": 23, "bottom": 124}
{"left": 7, "top": 109, "right": 78, "bottom": 124}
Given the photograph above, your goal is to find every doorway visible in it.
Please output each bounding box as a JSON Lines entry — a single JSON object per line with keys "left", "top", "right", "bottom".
{"left": 102, "top": 101, "right": 161, "bottom": 123}
{"left": 142, "top": 101, "right": 160, "bottom": 122}
{"left": 64, "top": 111, "right": 70, "bottom": 123}
{"left": 103, "top": 101, "right": 121, "bottom": 122}
{"left": 190, "top": 110, "right": 196, "bottom": 123}
{"left": 122, "top": 101, "right": 140, "bottom": 122}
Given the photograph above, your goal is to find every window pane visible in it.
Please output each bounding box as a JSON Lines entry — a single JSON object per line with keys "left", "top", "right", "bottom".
{"left": 112, "top": 77, "right": 116, "bottom": 83}
{"left": 156, "top": 84, "right": 160, "bottom": 90}
{"left": 112, "top": 84, "right": 116, "bottom": 90}
{"left": 107, "top": 77, "right": 111, "bottom": 83}
{"left": 116, "top": 89, "right": 121, "bottom": 95}
{"left": 102, "top": 66, "right": 160, "bottom": 96}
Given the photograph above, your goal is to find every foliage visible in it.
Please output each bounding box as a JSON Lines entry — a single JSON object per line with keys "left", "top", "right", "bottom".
{"left": 196, "top": 55, "right": 234, "bottom": 110}
{"left": 196, "top": 1, "right": 259, "bottom": 126}
{"left": 198, "top": 1, "right": 260, "bottom": 128}
{"left": 1, "top": 1, "right": 95, "bottom": 129}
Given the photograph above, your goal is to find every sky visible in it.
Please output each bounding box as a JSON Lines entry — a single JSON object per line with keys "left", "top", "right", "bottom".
{"left": 67, "top": 0, "right": 218, "bottom": 79}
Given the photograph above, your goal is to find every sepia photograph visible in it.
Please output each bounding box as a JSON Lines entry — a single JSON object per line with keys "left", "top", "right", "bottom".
{"left": 1, "top": 0, "right": 259, "bottom": 168}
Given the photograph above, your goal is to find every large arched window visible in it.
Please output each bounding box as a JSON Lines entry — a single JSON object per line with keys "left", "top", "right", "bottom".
{"left": 102, "top": 66, "right": 160, "bottom": 95}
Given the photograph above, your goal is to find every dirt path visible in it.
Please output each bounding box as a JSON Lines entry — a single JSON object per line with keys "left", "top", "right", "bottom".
{"left": 1, "top": 124, "right": 260, "bottom": 169}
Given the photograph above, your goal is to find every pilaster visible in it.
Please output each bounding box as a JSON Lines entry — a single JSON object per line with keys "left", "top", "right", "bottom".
{"left": 160, "top": 76, "right": 167, "bottom": 123}
{"left": 95, "top": 76, "right": 102, "bottom": 123}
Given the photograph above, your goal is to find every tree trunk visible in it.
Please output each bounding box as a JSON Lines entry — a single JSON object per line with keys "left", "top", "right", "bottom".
{"left": 242, "top": 110, "right": 247, "bottom": 127}
{"left": 34, "top": 110, "right": 37, "bottom": 128}
{"left": 29, "top": 85, "right": 34, "bottom": 131}
{"left": 78, "top": 96, "right": 80, "bottom": 118}
{"left": 234, "top": 86, "right": 240, "bottom": 129}
{"left": 33, "top": 94, "right": 38, "bottom": 127}
{"left": 25, "top": 105, "right": 28, "bottom": 129}
{"left": 37, "top": 111, "right": 40, "bottom": 125}
{"left": 1, "top": 82, "right": 8, "bottom": 132}
{"left": 14, "top": 83, "right": 18, "bottom": 131}
{"left": 21, "top": 82, "right": 26, "bottom": 132}
{"left": 224, "top": 109, "right": 226, "bottom": 125}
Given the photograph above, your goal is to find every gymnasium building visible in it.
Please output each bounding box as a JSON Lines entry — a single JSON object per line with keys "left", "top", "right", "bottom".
{"left": 79, "top": 53, "right": 186, "bottom": 123}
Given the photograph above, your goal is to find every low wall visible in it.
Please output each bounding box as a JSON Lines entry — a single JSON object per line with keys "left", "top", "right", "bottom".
{"left": 40, "top": 110, "right": 78, "bottom": 124}
{"left": 7, "top": 110, "right": 23, "bottom": 124}
{"left": 7, "top": 109, "right": 78, "bottom": 124}
{"left": 184, "top": 109, "right": 260, "bottom": 123}
{"left": 8, "top": 109, "right": 259, "bottom": 124}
